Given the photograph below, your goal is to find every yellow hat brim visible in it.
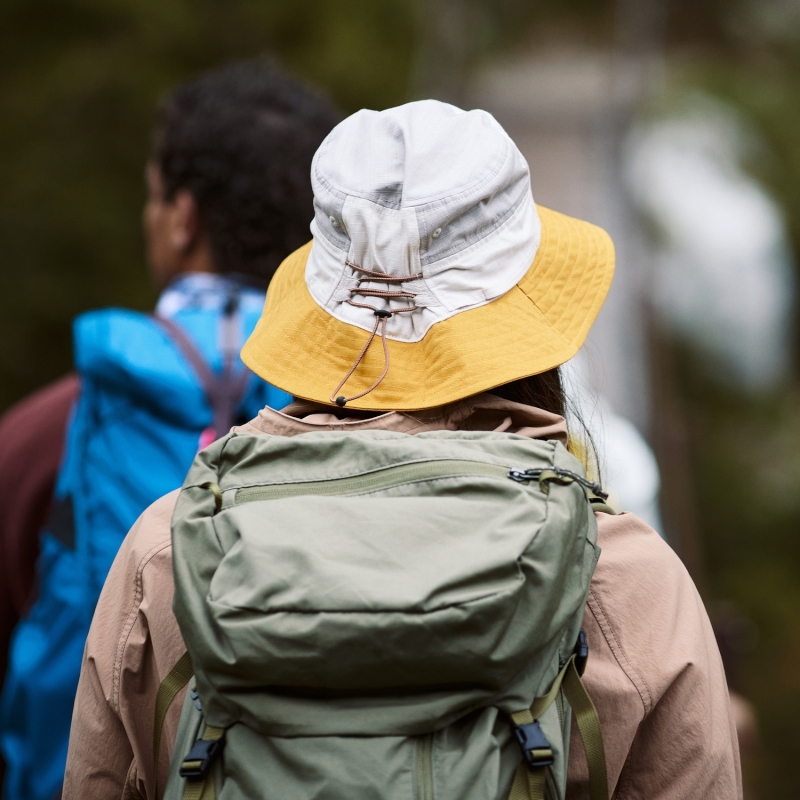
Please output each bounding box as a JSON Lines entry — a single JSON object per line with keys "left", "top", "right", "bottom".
{"left": 241, "top": 205, "right": 615, "bottom": 411}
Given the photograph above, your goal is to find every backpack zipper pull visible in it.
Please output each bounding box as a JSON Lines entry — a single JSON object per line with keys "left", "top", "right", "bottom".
{"left": 508, "top": 467, "right": 608, "bottom": 501}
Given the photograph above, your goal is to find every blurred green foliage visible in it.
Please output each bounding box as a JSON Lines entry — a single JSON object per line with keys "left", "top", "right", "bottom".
{"left": 675, "top": 349, "right": 800, "bottom": 797}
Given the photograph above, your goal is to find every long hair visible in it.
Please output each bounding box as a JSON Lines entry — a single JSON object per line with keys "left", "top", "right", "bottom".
{"left": 492, "top": 368, "right": 600, "bottom": 481}
{"left": 491, "top": 368, "right": 566, "bottom": 417}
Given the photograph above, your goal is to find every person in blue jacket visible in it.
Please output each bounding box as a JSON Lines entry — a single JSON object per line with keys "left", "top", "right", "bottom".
{"left": 0, "top": 59, "right": 340, "bottom": 800}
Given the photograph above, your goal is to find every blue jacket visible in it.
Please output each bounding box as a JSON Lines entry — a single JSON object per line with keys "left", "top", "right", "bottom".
{"left": 0, "top": 302, "right": 289, "bottom": 800}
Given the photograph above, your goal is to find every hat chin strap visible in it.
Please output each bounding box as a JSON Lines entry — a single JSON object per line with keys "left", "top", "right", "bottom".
{"left": 330, "top": 262, "right": 422, "bottom": 408}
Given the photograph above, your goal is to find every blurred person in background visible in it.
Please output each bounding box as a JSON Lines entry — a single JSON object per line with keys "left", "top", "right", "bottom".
{"left": 0, "top": 58, "right": 340, "bottom": 800}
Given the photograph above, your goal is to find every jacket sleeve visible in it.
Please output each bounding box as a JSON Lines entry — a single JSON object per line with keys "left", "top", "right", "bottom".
{"left": 63, "top": 648, "right": 135, "bottom": 799}
{"left": 567, "top": 512, "right": 742, "bottom": 799}
{"left": 63, "top": 490, "right": 183, "bottom": 800}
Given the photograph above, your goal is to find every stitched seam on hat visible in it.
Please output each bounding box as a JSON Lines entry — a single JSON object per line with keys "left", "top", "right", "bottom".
{"left": 416, "top": 145, "right": 519, "bottom": 262}
{"left": 307, "top": 236, "right": 349, "bottom": 308}
{"left": 417, "top": 201, "right": 537, "bottom": 317}
{"left": 419, "top": 183, "right": 531, "bottom": 266}
{"left": 311, "top": 166, "right": 354, "bottom": 251}
{"left": 522, "top": 291, "right": 574, "bottom": 348}
{"left": 315, "top": 161, "right": 403, "bottom": 211}
{"left": 587, "top": 588, "right": 654, "bottom": 716}
{"left": 111, "top": 539, "right": 173, "bottom": 715}
{"left": 315, "top": 134, "right": 513, "bottom": 211}
{"left": 313, "top": 215, "right": 350, "bottom": 253}
{"left": 311, "top": 142, "right": 347, "bottom": 200}
{"left": 404, "top": 136, "right": 513, "bottom": 207}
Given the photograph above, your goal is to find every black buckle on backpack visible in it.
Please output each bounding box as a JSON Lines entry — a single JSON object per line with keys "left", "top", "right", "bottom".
{"left": 574, "top": 628, "right": 589, "bottom": 677}
{"left": 513, "top": 720, "right": 554, "bottom": 769}
{"left": 179, "top": 738, "right": 225, "bottom": 781}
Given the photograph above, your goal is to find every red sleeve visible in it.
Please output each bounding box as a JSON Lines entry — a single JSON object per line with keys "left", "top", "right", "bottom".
{"left": 0, "top": 374, "right": 80, "bottom": 687}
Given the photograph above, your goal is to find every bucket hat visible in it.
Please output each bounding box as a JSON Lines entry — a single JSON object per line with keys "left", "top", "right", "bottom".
{"left": 242, "top": 100, "right": 614, "bottom": 411}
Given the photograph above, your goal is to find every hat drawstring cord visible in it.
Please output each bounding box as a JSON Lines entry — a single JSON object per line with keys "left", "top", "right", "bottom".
{"left": 330, "top": 262, "right": 422, "bottom": 408}
{"left": 329, "top": 310, "right": 391, "bottom": 407}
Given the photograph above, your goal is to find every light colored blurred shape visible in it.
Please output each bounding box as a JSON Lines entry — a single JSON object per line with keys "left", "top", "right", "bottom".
{"left": 562, "top": 355, "right": 663, "bottom": 534}
{"left": 728, "top": 690, "right": 759, "bottom": 756}
{"left": 471, "top": 48, "right": 662, "bottom": 432}
{"left": 601, "top": 408, "right": 663, "bottom": 532}
{"left": 626, "top": 96, "right": 795, "bottom": 389}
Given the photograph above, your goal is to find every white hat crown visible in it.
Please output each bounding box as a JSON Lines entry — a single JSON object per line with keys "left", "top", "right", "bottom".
{"left": 306, "top": 100, "right": 541, "bottom": 343}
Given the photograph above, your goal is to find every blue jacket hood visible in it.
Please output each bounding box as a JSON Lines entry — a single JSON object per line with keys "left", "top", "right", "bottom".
{"left": 73, "top": 307, "right": 265, "bottom": 428}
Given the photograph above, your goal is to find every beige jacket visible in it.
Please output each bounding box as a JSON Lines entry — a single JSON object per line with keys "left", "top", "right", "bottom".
{"left": 63, "top": 396, "right": 742, "bottom": 799}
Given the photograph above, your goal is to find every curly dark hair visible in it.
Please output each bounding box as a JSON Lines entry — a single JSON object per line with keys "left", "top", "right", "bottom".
{"left": 152, "top": 59, "right": 341, "bottom": 284}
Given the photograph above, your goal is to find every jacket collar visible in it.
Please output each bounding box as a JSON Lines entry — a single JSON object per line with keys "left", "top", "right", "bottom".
{"left": 240, "top": 393, "right": 567, "bottom": 445}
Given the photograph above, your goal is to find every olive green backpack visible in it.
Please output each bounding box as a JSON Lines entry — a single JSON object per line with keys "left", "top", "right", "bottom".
{"left": 156, "top": 429, "right": 610, "bottom": 800}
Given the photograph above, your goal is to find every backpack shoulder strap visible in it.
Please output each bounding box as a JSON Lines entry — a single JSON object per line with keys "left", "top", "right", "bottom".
{"left": 562, "top": 661, "right": 608, "bottom": 800}
{"left": 155, "top": 316, "right": 218, "bottom": 395}
{"left": 179, "top": 724, "right": 226, "bottom": 800}
{"left": 154, "top": 314, "right": 250, "bottom": 438}
{"left": 153, "top": 651, "right": 194, "bottom": 798}
{"left": 508, "top": 654, "right": 608, "bottom": 800}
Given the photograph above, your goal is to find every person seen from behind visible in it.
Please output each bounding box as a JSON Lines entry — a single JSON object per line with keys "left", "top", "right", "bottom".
{"left": 64, "top": 100, "right": 741, "bottom": 800}
{"left": 0, "top": 59, "right": 340, "bottom": 800}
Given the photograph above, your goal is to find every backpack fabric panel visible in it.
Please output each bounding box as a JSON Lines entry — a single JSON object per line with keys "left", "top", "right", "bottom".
{"left": 165, "top": 689, "right": 533, "bottom": 800}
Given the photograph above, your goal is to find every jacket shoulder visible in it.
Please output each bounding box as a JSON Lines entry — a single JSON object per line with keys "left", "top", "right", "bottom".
{"left": 95, "top": 488, "right": 179, "bottom": 614}
{"left": 127, "top": 489, "right": 180, "bottom": 559}
{"left": 590, "top": 511, "right": 713, "bottom": 715}
{"left": 594, "top": 510, "right": 682, "bottom": 581}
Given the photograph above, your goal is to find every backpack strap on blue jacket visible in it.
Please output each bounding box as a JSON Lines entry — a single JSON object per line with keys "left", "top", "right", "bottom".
{"left": 155, "top": 310, "right": 249, "bottom": 438}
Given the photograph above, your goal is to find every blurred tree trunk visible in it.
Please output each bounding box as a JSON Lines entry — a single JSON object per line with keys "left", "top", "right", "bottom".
{"left": 615, "top": 0, "right": 668, "bottom": 56}
{"left": 611, "top": 0, "right": 708, "bottom": 579}
{"left": 648, "top": 317, "right": 707, "bottom": 586}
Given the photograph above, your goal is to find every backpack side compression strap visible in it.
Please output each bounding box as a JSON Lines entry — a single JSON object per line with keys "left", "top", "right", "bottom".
{"left": 180, "top": 725, "right": 225, "bottom": 800}
{"left": 153, "top": 651, "right": 194, "bottom": 798}
{"left": 562, "top": 660, "right": 608, "bottom": 800}
{"left": 508, "top": 655, "right": 607, "bottom": 800}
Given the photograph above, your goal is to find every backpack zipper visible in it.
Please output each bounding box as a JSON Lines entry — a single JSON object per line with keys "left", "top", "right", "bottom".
{"left": 234, "top": 459, "right": 511, "bottom": 504}
{"left": 415, "top": 733, "right": 435, "bottom": 800}
{"left": 229, "top": 461, "right": 604, "bottom": 506}
{"left": 507, "top": 468, "right": 607, "bottom": 500}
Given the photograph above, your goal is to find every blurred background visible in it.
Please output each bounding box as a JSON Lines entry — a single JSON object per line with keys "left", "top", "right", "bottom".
{"left": 2, "top": 0, "right": 800, "bottom": 795}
